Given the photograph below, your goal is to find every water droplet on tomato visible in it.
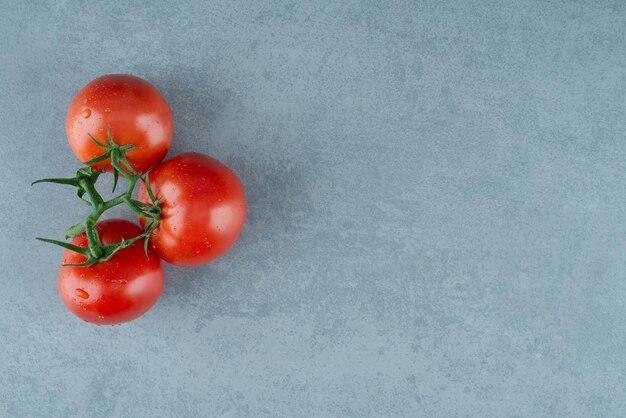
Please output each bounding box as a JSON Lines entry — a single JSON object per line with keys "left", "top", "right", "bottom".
{"left": 104, "top": 108, "right": 111, "bottom": 113}
{"left": 82, "top": 109, "right": 91, "bottom": 118}
{"left": 75, "top": 288, "right": 89, "bottom": 299}
{"left": 98, "top": 315, "right": 105, "bottom": 319}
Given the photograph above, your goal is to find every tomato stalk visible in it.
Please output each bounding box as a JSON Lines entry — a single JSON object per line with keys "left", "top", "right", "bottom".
{"left": 33, "top": 127, "right": 162, "bottom": 266}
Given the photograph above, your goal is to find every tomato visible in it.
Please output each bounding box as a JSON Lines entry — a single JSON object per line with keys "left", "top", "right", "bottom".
{"left": 58, "top": 219, "right": 164, "bottom": 325}
{"left": 137, "top": 153, "right": 246, "bottom": 267}
{"left": 66, "top": 74, "right": 173, "bottom": 173}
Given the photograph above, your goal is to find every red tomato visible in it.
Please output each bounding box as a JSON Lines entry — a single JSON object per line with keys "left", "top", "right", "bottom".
{"left": 58, "top": 219, "right": 164, "bottom": 325}
{"left": 137, "top": 153, "right": 246, "bottom": 267}
{"left": 66, "top": 74, "right": 173, "bottom": 173}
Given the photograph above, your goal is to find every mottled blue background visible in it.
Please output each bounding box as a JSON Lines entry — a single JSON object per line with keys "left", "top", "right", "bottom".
{"left": 1, "top": 1, "right": 625, "bottom": 416}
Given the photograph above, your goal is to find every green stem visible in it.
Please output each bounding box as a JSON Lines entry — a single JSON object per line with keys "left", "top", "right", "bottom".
{"left": 65, "top": 222, "right": 86, "bottom": 239}
{"left": 101, "top": 195, "right": 125, "bottom": 210}
{"left": 35, "top": 126, "right": 163, "bottom": 265}
{"left": 78, "top": 178, "right": 104, "bottom": 208}
{"left": 84, "top": 219, "right": 103, "bottom": 258}
{"left": 78, "top": 178, "right": 106, "bottom": 258}
{"left": 124, "top": 197, "right": 150, "bottom": 216}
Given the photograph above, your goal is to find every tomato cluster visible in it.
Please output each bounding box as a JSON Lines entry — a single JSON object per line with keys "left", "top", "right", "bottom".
{"left": 39, "top": 74, "right": 246, "bottom": 325}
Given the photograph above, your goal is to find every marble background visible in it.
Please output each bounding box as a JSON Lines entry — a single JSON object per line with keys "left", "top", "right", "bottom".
{"left": 1, "top": 1, "right": 625, "bottom": 416}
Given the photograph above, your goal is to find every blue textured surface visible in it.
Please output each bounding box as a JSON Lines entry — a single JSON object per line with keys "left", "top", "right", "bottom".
{"left": 1, "top": 1, "right": 625, "bottom": 416}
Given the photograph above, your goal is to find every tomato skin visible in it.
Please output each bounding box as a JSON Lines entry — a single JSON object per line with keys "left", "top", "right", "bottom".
{"left": 137, "top": 153, "right": 246, "bottom": 267}
{"left": 66, "top": 74, "right": 173, "bottom": 173}
{"left": 58, "top": 219, "right": 164, "bottom": 325}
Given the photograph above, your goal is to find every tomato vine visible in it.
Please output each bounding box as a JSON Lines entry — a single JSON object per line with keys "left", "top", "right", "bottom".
{"left": 33, "top": 127, "right": 162, "bottom": 266}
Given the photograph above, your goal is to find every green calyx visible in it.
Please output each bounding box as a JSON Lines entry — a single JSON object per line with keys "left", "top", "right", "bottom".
{"left": 33, "top": 127, "right": 162, "bottom": 266}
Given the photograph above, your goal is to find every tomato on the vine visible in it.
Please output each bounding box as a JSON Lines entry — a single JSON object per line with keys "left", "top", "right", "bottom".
{"left": 58, "top": 219, "right": 164, "bottom": 325}
{"left": 66, "top": 74, "right": 173, "bottom": 173}
{"left": 137, "top": 153, "right": 246, "bottom": 267}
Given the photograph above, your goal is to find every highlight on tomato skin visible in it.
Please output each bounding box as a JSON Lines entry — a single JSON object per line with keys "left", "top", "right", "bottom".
{"left": 137, "top": 152, "right": 247, "bottom": 267}
{"left": 57, "top": 219, "right": 164, "bottom": 325}
{"left": 65, "top": 74, "right": 173, "bottom": 173}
